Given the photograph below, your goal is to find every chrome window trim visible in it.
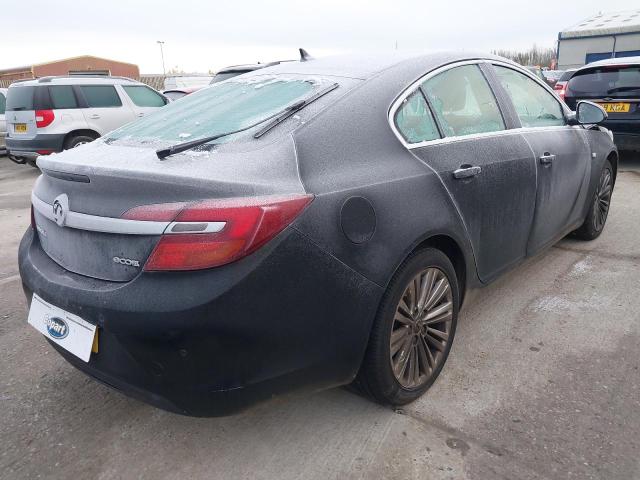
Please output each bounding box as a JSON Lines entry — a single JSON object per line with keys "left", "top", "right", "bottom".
{"left": 32, "top": 193, "right": 226, "bottom": 235}
{"left": 388, "top": 59, "right": 487, "bottom": 149}
{"left": 388, "top": 58, "right": 575, "bottom": 151}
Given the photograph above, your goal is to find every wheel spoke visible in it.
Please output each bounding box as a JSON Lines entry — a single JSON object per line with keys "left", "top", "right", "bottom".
{"left": 424, "top": 301, "right": 453, "bottom": 322}
{"left": 423, "top": 310, "right": 452, "bottom": 325}
{"left": 426, "top": 327, "right": 449, "bottom": 342}
{"left": 394, "top": 310, "right": 413, "bottom": 326}
{"left": 391, "top": 327, "right": 410, "bottom": 353}
{"left": 425, "top": 278, "right": 449, "bottom": 311}
{"left": 417, "top": 269, "right": 435, "bottom": 312}
{"left": 425, "top": 332, "right": 445, "bottom": 352}
{"left": 398, "top": 298, "right": 412, "bottom": 318}
{"left": 416, "top": 337, "right": 432, "bottom": 374}
{"left": 420, "top": 335, "right": 436, "bottom": 368}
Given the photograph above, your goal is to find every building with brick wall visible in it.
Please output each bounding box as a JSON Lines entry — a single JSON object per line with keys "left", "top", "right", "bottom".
{"left": 0, "top": 55, "right": 140, "bottom": 87}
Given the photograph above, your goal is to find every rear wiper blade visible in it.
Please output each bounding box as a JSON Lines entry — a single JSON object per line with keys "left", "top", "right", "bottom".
{"left": 253, "top": 82, "right": 339, "bottom": 139}
{"left": 606, "top": 86, "right": 640, "bottom": 94}
{"left": 156, "top": 82, "right": 339, "bottom": 160}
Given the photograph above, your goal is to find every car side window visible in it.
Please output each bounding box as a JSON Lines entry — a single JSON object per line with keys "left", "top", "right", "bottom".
{"left": 123, "top": 86, "right": 166, "bottom": 107}
{"left": 0, "top": 92, "right": 5, "bottom": 115}
{"left": 394, "top": 90, "right": 440, "bottom": 144}
{"left": 422, "top": 64, "right": 505, "bottom": 137}
{"left": 79, "top": 85, "right": 122, "bottom": 108}
{"left": 493, "top": 66, "right": 565, "bottom": 128}
{"left": 48, "top": 86, "right": 78, "bottom": 109}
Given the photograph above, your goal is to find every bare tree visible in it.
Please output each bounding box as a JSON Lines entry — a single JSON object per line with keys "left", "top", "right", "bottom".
{"left": 492, "top": 45, "right": 556, "bottom": 68}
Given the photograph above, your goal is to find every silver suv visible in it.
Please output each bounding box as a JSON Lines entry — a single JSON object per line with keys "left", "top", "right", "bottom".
{"left": 5, "top": 76, "right": 167, "bottom": 165}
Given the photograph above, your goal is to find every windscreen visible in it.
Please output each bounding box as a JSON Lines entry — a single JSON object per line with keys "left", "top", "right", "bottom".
{"left": 106, "top": 76, "right": 318, "bottom": 146}
{"left": 568, "top": 65, "right": 640, "bottom": 98}
{"left": 5, "top": 86, "right": 36, "bottom": 111}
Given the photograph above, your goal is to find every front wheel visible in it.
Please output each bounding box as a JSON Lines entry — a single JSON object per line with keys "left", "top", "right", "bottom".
{"left": 573, "top": 159, "right": 613, "bottom": 241}
{"left": 354, "top": 248, "right": 459, "bottom": 406}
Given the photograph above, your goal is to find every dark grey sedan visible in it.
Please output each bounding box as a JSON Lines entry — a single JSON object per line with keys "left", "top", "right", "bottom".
{"left": 19, "top": 52, "right": 617, "bottom": 415}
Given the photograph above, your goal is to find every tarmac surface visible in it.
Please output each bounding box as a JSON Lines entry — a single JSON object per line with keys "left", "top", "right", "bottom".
{"left": 1, "top": 153, "right": 639, "bottom": 479}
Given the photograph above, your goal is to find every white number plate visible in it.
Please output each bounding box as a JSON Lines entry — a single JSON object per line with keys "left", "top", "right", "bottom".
{"left": 28, "top": 294, "right": 96, "bottom": 362}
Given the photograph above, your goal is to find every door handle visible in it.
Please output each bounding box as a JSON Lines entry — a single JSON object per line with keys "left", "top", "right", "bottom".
{"left": 453, "top": 165, "right": 481, "bottom": 179}
{"left": 137, "top": 113, "right": 145, "bottom": 117}
{"left": 89, "top": 114, "right": 100, "bottom": 119}
{"left": 539, "top": 153, "right": 556, "bottom": 165}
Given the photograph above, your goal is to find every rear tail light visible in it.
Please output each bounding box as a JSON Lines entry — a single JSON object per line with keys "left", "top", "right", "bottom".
{"left": 554, "top": 82, "right": 566, "bottom": 101}
{"left": 123, "top": 194, "right": 313, "bottom": 271}
{"left": 35, "top": 110, "right": 55, "bottom": 128}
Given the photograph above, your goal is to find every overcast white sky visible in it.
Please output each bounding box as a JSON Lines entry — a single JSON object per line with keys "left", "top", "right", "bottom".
{"left": 3, "top": 0, "right": 639, "bottom": 73}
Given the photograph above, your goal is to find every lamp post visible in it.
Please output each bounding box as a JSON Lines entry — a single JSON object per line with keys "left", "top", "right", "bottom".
{"left": 157, "top": 40, "right": 166, "bottom": 76}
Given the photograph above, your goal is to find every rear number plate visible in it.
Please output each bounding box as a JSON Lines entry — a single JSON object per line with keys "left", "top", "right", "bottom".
{"left": 14, "top": 123, "right": 27, "bottom": 133}
{"left": 27, "top": 294, "right": 97, "bottom": 362}
{"left": 599, "top": 102, "right": 630, "bottom": 113}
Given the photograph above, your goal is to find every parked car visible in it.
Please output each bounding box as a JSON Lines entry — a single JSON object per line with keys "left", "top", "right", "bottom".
{"left": 5, "top": 76, "right": 168, "bottom": 165}
{"left": 565, "top": 56, "right": 640, "bottom": 152}
{"left": 0, "top": 88, "right": 6, "bottom": 155}
{"left": 162, "top": 87, "right": 202, "bottom": 101}
{"left": 525, "top": 65, "right": 547, "bottom": 83}
{"left": 542, "top": 69, "right": 565, "bottom": 88}
{"left": 554, "top": 68, "right": 577, "bottom": 101}
{"left": 20, "top": 52, "right": 617, "bottom": 416}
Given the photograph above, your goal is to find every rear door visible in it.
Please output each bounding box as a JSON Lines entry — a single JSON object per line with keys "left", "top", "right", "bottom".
{"left": 393, "top": 62, "right": 538, "bottom": 282}
{"left": 77, "top": 84, "right": 136, "bottom": 134}
{"left": 121, "top": 85, "right": 167, "bottom": 118}
{"left": 491, "top": 64, "right": 591, "bottom": 254}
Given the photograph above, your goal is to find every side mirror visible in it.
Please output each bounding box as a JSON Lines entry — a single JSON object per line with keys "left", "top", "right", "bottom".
{"left": 574, "top": 101, "right": 608, "bottom": 125}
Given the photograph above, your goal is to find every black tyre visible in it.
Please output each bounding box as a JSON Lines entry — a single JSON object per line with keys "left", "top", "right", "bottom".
{"left": 573, "top": 159, "right": 613, "bottom": 241}
{"left": 355, "top": 248, "right": 459, "bottom": 406}
{"left": 64, "top": 134, "right": 97, "bottom": 150}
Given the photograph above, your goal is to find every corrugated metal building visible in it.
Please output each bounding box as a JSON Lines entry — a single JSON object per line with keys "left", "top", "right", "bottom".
{"left": 558, "top": 9, "right": 640, "bottom": 69}
{"left": 0, "top": 55, "right": 140, "bottom": 87}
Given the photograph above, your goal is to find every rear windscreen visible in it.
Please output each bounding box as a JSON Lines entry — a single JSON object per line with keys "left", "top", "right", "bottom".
{"left": 568, "top": 66, "right": 640, "bottom": 98}
{"left": 5, "top": 86, "right": 36, "bottom": 111}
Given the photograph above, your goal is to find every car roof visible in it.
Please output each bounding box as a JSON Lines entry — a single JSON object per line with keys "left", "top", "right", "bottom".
{"left": 9, "top": 75, "right": 143, "bottom": 87}
{"left": 579, "top": 56, "right": 640, "bottom": 69}
{"left": 242, "top": 51, "right": 510, "bottom": 81}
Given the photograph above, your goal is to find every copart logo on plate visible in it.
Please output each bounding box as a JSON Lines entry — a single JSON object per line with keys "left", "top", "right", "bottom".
{"left": 45, "top": 316, "right": 69, "bottom": 339}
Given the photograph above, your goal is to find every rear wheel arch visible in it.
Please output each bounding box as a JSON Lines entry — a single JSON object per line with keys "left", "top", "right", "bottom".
{"left": 414, "top": 235, "right": 467, "bottom": 306}
{"left": 386, "top": 234, "right": 468, "bottom": 308}
{"left": 607, "top": 151, "right": 618, "bottom": 184}
{"left": 63, "top": 129, "right": 100, "bottom": 149}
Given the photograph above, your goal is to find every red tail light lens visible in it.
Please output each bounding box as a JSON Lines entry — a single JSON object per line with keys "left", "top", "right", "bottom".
{"left": 124, "top": 194, "right": 313, "bottom": 271}
{"left": 35, "top": 110, "right": 55, "bottom": 128}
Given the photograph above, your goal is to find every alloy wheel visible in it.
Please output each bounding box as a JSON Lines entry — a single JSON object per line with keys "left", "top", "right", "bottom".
{"left": 593, "top": 167, "right": 612, "bottom": 232}
{"left": 389, "top": 267, "right": 453, "bottom": 389}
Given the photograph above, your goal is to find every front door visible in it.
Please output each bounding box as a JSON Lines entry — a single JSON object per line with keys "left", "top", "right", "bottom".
{"left": 491, "top": 65, "right": 591, "bottom": 255}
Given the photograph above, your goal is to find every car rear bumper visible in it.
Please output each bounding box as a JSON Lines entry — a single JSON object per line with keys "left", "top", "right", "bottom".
{"left": 613, "top": 133, "right": 640, "bottom": 152}
{"left": 6, "top": 133, "right": 66, "bottom": 158}
{"left": 18, "top": 227, "right": 382, "bottom": 416}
